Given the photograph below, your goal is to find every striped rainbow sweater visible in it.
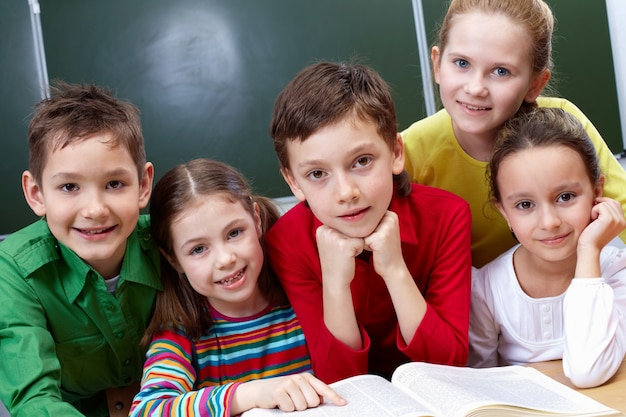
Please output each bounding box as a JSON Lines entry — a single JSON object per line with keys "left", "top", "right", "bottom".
{"left": 129, "top": 302, "right": 312, "bottom": 417}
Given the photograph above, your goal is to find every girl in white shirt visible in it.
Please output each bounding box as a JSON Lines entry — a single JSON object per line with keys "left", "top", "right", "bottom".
{"left": 468, "top": 107, "right": 626, "bottom": 388}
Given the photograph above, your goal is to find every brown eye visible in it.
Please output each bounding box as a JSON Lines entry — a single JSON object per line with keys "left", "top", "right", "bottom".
{"left": 61, "top": 183, "right": 78, "bottom": 192}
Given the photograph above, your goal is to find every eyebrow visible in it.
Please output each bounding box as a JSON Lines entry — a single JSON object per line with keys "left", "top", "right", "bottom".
{"left": 51, "top": 168, "right": 135, "bottom": 181}
{"left": 504, "top": 182, "right": 584, "bottom": 201}
{"left": 294, "top": 143, "right": 372, "bottom": 169}
{"left": 177, "top": 216, "right": 250, "bottom": 251}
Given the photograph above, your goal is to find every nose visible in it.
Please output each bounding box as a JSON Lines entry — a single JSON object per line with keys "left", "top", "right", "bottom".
{"left": 539, "top": 205, "right": 562, "bottom": 230}
{"left": 463, "top": 74, "right": 488, "bottom": 97}
{"left": 81, "top": 191, "right": 109, "bottom": 219}
{"left": 215, "top": 244, "right": 236, "bottom": 270}
{"left": 335, "top": 172, "right": 360, "bottom": 203}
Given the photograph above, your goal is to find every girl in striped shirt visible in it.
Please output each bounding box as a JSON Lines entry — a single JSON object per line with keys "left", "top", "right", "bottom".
{"left": 129, "top": 159, "right": 345, "bottom": 416}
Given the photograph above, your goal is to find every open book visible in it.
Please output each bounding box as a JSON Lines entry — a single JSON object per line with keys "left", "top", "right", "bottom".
{"left": 242, "top": 362, "right": 621, "bottom": 417}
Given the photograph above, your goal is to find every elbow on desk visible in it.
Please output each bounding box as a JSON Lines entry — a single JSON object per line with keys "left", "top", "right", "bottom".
{"left": 564, "top": 358, "right": 617, "bottom": 388}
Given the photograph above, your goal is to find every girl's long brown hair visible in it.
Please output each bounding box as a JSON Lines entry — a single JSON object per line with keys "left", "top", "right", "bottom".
{"left": 142, "top": 158, "right": 283, "bottom": 345}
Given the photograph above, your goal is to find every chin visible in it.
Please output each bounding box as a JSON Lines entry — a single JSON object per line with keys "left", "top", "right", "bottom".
{"left": 340, "top": 225, "right": 377, "bottom": 239}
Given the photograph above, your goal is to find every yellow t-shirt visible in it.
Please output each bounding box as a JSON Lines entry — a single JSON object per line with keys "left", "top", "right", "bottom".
{"left": 402, "top": 97, "right": 626, "bottom": 267}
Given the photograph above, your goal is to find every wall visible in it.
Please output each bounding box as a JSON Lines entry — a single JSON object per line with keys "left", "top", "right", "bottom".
{"left": 0, "top": 0, "right": 623, "bottom": 236}
{"left": 0, "top": 0, "right": 425, "bottom": 235}
{"left": 606, "top": 0, "right": 626, "bottom": 151}
{"left": 0, "top": 0, "right": 46, "bottom": 237}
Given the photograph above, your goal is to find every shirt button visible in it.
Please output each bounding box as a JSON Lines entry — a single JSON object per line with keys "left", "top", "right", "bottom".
{"left": 124, "top": 377, "right": 132, "bottom": 384}
{"left": 115, "top": 402, "right": 124, "bottom": 410}
{"left": 116, "top": 332, "right": 125, "bottom": 339}
{"left": 124, "top": 359, "right": 131, "bottom": 366}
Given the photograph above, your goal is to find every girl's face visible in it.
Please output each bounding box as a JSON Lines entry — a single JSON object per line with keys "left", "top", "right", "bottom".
{"left": 432, "top": 11, "right": 549, "bottom": 145}
{"left": 166, "top": 194, "right": 266, "bottom": 317}
{"left": 495, "top": 145, "right": 601, "bottom": 264}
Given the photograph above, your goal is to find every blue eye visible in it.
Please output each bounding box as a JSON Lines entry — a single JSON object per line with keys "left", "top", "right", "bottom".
{"left": 228, "top": 229, "right": 242, "bottom": 239}
{"left": 454, "top": 59, "right": 469, "bottom": 69}
{"left": 191, "top": 246, "right": 206, "bottom": 255}
{"left": 493, "top": 67, "right": 509, "bottom": 77}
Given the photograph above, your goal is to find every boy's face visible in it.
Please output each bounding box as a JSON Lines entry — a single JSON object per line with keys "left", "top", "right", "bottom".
{"left": 281, "top": 117, "right": 404, "bottom": 238}
{"left": 22, "top": 133, "right": 154, "bottom": 279}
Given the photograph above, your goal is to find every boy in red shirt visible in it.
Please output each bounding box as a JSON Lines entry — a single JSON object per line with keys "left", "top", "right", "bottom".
{"left": 267, "top": 61, "right": 472, "bottom": 383}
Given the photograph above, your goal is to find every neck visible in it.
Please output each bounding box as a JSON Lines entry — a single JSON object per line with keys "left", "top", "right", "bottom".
{"left": 453, "top": 126, "right": 499, "bottom": 162}
{"left": 512, "top": 247, "right": 576, "bottom": 298}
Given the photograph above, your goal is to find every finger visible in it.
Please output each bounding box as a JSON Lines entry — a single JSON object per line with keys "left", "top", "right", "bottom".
{"left": 293, "top": 377, "right": 323, "bottom": 410}
{"left": 275, "top": 389, "right": 297, "bottom": 412}
{"left": 307, "top": 375, "right": 347, "bottom": 406}
{"left": 277, "top": 374, "right": 316, "bottom": 412}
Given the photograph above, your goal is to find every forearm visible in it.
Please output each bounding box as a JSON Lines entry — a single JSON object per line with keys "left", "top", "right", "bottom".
{"left": 0, "top": 304, "right": 82, "bottom": 416}
{"left": 384, "top": 267, "right": 427, "bottom": 344}
{"left": 575, "top": 245, "right": 602, "bottom": 278}
{"left": 130, "top": 383, "right": 230, "bottom": 417}
{"left": 322, "top": 280, "right": 361, "bottom": 349}
{"left": 563, "top": 278, "right": 624, "bottom": 388}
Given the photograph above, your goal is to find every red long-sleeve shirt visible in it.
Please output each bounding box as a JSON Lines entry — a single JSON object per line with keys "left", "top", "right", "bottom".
{"left": 267, "top": 183, "right": 472, "bottom": 383}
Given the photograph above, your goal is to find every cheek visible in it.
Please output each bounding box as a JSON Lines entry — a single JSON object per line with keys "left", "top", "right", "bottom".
{"left": 504, "top": 212, "right": 528, "bottom": 234}
{"left": 496, "top": 84, "right": 528, "bottom": 110}
{"left": 185, "top": 270, "right": 210, "bottom": 295}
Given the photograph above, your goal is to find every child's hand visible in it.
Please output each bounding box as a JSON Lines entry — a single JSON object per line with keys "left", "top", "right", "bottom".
{"left": 363, "top": 211, "right": 407, "bottom": 281}
{"left": 578, "top": 197, "right": 626, "bottom": 251}
{"left": 316, "top": 225, "right": 364, "bottom": 290}
{"left": 245, "top": 373, "right": 347, "bottom": 412}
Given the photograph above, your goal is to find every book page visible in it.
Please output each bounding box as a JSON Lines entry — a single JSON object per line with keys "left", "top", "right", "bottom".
{"left": 391, "top": 362, "right": 618, "bottom": 417}
{"left": 242, "top": 374, "right": 436, "bottom": 417}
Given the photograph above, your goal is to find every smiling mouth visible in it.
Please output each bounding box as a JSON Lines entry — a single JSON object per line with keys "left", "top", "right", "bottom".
{"left": 541, "top": 233, "right": 569, "bottom": 243}
{"left": 217, "top": 267, "right": 245, "bottom": 286}
{"left": 77, "top": 226, "right": 116, "bottom": 235}
{"left": 460, "top": 102, "right": 490, "bottom": 111}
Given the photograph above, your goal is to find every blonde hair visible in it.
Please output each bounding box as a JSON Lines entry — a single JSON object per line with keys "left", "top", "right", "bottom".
{"left": 438, "top": 0, "right": 554, "bottom": 76}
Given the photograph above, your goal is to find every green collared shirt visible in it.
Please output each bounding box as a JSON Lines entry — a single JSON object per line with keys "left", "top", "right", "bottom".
{"left": 0, "top": 215, "right": 162, "bottom": 417}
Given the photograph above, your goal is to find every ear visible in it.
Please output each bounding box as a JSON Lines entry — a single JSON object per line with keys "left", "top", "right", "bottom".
{"left": 160, "top": 248, "right": 183, "bottom": 274}
{"left": 595, "top": 174, "right": 605, "bottom": 198}
{"left": 524, "top": 69, "right": 551, "bottom": 103}
{"left": 252, "top": 201, "right": 263, "bottom": 237}
{"left": 391, "top": 133, "right": 405, "bottom": 175}
{"left": 431, "top": 46, "right": 442, "bottom": 85}
{"left": 494, "top": 200, "right": 512, "bottom": 228}
{"left": 138, "top": 162, "right": 155, "bottom": 209}
{"left": 280, "top": 167, "right": 306, "bottom": 202}
{"left": 22, "top": 170, "right": 46, "bottom": 217}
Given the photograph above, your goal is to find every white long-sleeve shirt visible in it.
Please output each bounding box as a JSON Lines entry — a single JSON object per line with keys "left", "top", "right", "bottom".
{"left": 468, "top": 245, "right": 626, "bottom": 388}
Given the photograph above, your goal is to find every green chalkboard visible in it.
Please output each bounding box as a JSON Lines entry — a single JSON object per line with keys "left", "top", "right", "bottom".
{"left": 0, "top": 0, "right": 45, "bottom": 235}
{"left": 2, "top": 1, "right": 622, "bottom": 236}
{"left": 38, "top": 0, "right": 425, "bottom": 201}
{"left": 420, "top": 0, "right": 622, "bottom": 153}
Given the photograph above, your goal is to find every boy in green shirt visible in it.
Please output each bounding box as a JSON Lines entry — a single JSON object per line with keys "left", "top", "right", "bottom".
{"left": 0, "top": 82, "right": 161, "bottom": 417}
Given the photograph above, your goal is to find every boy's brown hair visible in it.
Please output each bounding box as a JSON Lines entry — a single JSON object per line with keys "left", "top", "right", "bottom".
{"left": 27, "top": 81, "right": 146, "bottom": 185}
{"left": 270, "top": 61, "right": 411, "bottom": 196}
